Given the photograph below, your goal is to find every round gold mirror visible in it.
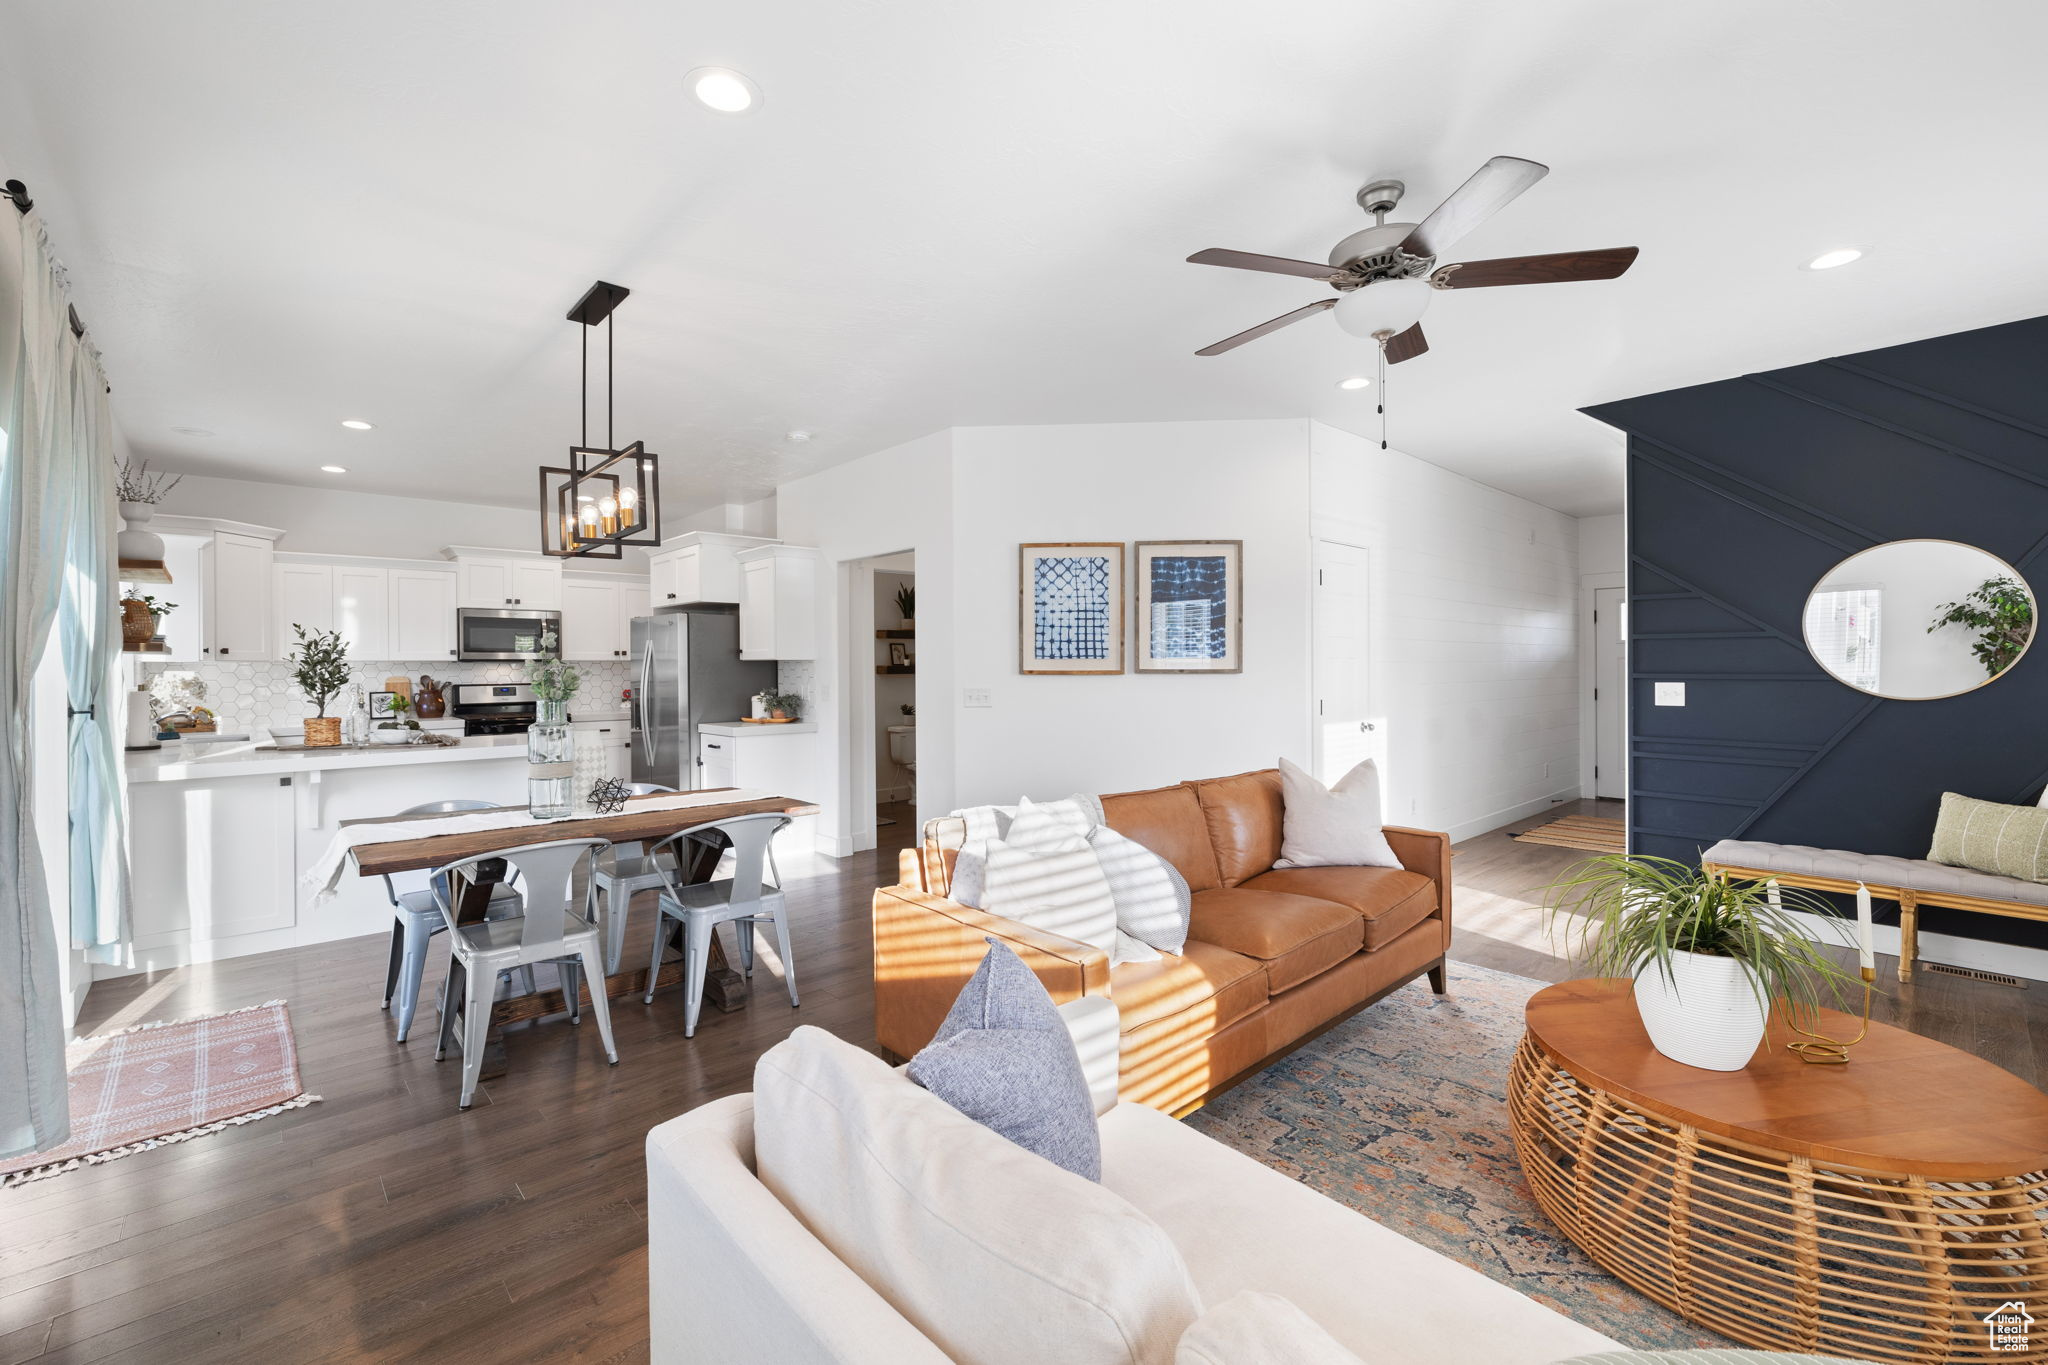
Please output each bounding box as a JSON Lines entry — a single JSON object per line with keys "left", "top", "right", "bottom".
{"left": 1802, "top": 540, "right": 2036, "bottom": 700}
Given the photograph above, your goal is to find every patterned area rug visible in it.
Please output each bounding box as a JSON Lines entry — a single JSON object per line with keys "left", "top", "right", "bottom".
{"left": 1186, "top": 962, "right": 1725, "bottom": 1352}
{"left": 1513, "top": 814, "right": 1626, "bottom": 853}
{"left": 1, "top": 999, "right": 320, "bottom": 1187}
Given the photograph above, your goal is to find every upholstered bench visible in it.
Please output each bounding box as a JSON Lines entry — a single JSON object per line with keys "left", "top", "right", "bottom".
{"left": 1702, "top": 839, "right": 2048, "bottom": 981}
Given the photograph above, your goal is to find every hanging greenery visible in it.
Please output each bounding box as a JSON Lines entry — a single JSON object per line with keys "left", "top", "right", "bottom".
{"left": 1928, "top": 576, "right": 2035, "bottom": 678}
{"left": 286, "top": 624, "right": 351, "bottom": 718}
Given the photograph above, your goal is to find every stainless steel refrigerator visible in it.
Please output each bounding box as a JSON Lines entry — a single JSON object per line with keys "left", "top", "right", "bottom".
{"left": 630, "top": 605, "right": 777, "bottom": 790}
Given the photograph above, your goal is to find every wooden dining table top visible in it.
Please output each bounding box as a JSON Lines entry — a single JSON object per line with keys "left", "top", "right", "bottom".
{"left": 343, "top": 790, "right": 820, "bottom": 876}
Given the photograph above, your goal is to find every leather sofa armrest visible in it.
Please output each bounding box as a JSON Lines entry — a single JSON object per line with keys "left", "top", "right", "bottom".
{"left": 1382, "top": 825, "right": 1452, "bottom": 947}
{"left": 871, "top": 885, "right": 1111, "bottom": 1060}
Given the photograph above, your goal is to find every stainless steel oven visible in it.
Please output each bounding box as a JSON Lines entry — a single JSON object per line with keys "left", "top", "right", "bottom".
{"left": 456, "top": 607, "right": 561, "bottom": 662}
{"left": 450, "top": 682, "right": 537, "bottom": 736}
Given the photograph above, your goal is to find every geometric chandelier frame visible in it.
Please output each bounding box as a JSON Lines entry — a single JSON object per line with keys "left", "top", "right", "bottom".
{"left": 540, "top": 280, "right": 664, "bottom": 558}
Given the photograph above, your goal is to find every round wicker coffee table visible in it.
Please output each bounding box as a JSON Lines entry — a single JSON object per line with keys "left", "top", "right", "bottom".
{"left": 1508, "top": 979, "right": 2048, "bottom": 1364}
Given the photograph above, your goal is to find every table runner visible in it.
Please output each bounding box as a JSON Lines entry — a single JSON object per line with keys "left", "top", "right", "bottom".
{"left": 303, "top": 788, "right": 776, "bottom": 903}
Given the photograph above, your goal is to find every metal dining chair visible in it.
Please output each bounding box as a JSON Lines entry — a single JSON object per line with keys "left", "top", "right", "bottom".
{"left": 380, "top": 799, "right": 528, "bottom": 1042}
{"left": 643, "top": 812, "right": 796, "bottom": 1038}
{"left": 430, "top": 837, "right": 618, "bottom": 1109}
{"left": 592, "top": 782, "right": 680, "bottom": 974}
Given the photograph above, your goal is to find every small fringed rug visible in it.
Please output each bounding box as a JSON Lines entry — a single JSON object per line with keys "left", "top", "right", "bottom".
{"left": 0, "top": 999, "right": 320, "bottom": 1187}
{"left": 1512, "top": 814, "right": 1625, "bottom": 853}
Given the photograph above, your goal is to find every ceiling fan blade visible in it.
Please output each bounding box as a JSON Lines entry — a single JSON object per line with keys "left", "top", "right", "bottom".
{"left": 1382, "top": 323, "right": 1427, "bottom": 365}
{"left": 1431, "top": 246, "right": 1639, "bottom": 289}
{"left": 1398, "top": 156, "right": 1549, "bottom": 261}
{"left": 1194, "top": 299, "right": 1335, "bottom": 356}
{"left": 1188, "top": 248, "right": 1347, "bottom": 281}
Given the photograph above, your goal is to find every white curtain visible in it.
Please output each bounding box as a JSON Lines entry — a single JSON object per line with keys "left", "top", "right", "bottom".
{"left": 0, "top": 209, "right": 113, "bottom": 1158}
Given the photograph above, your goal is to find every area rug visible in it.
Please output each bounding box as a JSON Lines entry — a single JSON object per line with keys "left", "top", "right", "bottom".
{"left": 1186, "top": 962, "right": 1725, "bottom": 1351}
{"left": 0, "top": 999, "right": 320, "bottom": 1187}
{"left": 1513, "top": 813, "right": 1625, "bottom": 853}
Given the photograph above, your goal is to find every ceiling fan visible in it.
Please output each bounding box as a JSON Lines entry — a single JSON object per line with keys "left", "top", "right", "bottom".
{"left": 1188, "top": 156, "right": 1638, "bottom": 362}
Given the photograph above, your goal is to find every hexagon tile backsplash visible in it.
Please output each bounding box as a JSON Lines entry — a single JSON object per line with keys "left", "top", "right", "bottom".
{"left": 139, "top": 659, "right": 638, "bottom": 732}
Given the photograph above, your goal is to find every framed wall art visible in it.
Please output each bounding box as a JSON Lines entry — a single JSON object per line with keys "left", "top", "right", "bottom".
{"left": 1019, "top": 543, "right": 1124, "bottom": 674}
{"left": 1134, "top": 540, "right": 1242, "bottom": 673}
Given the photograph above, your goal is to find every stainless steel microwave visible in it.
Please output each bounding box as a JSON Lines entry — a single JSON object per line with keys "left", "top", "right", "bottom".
{"left": 455, "top": 607, "right": 562, "bottom": 661}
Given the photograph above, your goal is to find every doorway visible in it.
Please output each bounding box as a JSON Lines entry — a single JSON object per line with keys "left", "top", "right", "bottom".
{"left": 1311, "top": 540, "right": 1385, "bottom": 784}
{"left": 871, "top": 556, "right": 917, "bottom": 830}
{"left": 1592, "top": 586, "right": 1627, "bottom": 800}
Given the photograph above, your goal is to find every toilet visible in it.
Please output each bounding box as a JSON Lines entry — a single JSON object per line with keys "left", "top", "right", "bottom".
{"left": 885, "top": 723, "right": 916, "bottom": 778}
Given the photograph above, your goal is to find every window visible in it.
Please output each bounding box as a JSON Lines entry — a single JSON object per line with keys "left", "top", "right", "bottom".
{"left": 1805, "top": 587, "right": 1881, "bottom": 692}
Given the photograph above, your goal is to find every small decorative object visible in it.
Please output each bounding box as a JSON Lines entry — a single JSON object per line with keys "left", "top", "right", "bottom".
{"left": 589, "top": 776, "right": 631, "bottom": 816}
{"left": 888, "top": 642, "right": 911, "bottom": 668}
{"left": 115, "top": 459, "right": 182, "bottom": 579}
{"left": 341, "top": 682, "right": 370, "bottom": 747}
{"left": 372, "top": 693, "right": 420, "bottom": 745}
{"left": 1134, "top": 540, "right": 1242, "bottom": 673}
{"left": 524, "top": 628, "right": 581, "bottom": 818}
{"left": 1020, "top": 542, "right": 1124, "bottom": 674}
{"left": 1545, "top": 855, "right": 1858, "bottom": 1072}
{"left": 286, "top": 624, "right": 350, "bottom": 747}
{"left": 900, "top": 702, "right": 915, "bottom": 718}
{"left": 761, "top": 689, "right": 802, "bottom": 721}
{"left": 1928, "top": 574, "right": 2036, "bottom": 679}
{"left": 116, "top": 457, "right": 183, "bottom": 506}
{"left": 382, "top": 675, "right": 413, "bottom": 708}
{"left": 750, "top": 690, "right": 769, "bottom": 720}
{"left": 120, "top": 595, "right": 156, "bottom": 645}
{"left": 414, "top": 676, "right": 446, "bottom": 719}
{"left": 368, "top": 690, "right": 399, "bottom": 721}
{"left": 894, "top": 582, "right": 916, "bottom": 626}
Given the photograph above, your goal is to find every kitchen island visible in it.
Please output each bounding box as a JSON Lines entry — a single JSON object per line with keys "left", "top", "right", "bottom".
{"left": 120, "top": 736, "right": 534, "bottom": 978}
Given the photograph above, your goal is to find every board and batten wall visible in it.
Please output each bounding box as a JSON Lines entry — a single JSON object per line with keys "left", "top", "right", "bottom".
{"left": 1586, "top": 313, "right": 2048, "bottom": 966}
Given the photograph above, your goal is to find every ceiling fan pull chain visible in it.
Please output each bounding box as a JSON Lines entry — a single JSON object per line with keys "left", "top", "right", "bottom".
{"left": 1377, "top": 340, "right": 1389, "bottom": 451}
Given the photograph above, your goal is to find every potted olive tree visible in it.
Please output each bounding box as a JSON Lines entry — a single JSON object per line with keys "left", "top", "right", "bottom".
{"left": 1545, "top": 855, "right": 1856, "bottom": 1071}
{"left": 287, "top": 624, "right": 351, "bottom": 747}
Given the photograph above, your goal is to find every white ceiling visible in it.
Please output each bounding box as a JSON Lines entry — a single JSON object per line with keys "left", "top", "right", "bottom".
{"left": 3, "top": 2, "right": 2046, "bottom": 519}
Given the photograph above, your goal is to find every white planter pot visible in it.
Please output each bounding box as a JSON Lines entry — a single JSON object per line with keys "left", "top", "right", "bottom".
{"left": 1632, "top": 950, "right": 1769, "bottom": 1071}
{"left": 117, "top": 500, "right": 166, "bottom": 564}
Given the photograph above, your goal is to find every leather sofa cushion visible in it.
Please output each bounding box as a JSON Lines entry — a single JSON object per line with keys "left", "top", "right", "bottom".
{"left": 1242, "top": 867, "right": 1436, "bottom": 951}
{"left": 1102, "top": 784, "right": 1223, "bottom": 892}
{"left": 1187, "top": 770, "right": 1285, "bottom": 887}
{"left": 1187, "top": 888, "right": 1363, "bottom": 994}
{"left": 1109, "top": 939, "right": 1267, "bottom": 1036}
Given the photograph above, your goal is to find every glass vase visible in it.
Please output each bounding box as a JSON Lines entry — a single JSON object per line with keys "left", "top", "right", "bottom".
{"left": 527, "top": 698, "right": 573, "bottom": 819}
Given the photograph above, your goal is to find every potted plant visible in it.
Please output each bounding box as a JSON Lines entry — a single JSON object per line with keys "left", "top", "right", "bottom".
{"left": 115, "top": 458, "right": 183, "bottom": 565}
{"left": 524, "top": 629, "right": 582, "bottom": 818}
{"left": 1545, "top": 855, "right": 1856, "bottom": 1071}
{"left": 372, "top": 693, "right": 420, "bottom": 745}
{"left": 894, "top": 582, "right": 916, "bottom": 628}
{"left": 1928, "top": 575, "right": 2035, "bottom": 678}
{"left": 287, "top": 623, "right": 351, "bottom": 747}
{"left": 762, "top": 689, "right": 803, "bottom": 722}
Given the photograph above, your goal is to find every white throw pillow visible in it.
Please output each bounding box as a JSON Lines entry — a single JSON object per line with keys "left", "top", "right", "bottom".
{"left": 982, "top": 833, "right": 1158, "bottom": 966}
{"left": 1088, "top": 825, "right": 1190, "bottom": 955}
{"left": 1274, "top": 757, "right": 1401, "bottom": 869}
{"left": 755, "top": 1027, "right": 1204, "bottom": 1365}
{"left": 1006, "top": 794, "right": 1102, "bottom": 848}
{"left": 1175, "top": 1291, "right": 1365, "bottom": 1365}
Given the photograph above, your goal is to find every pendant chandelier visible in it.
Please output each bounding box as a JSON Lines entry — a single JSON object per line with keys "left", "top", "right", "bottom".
{"left": 539, "top": 280, "right": 662, "bottom": 559}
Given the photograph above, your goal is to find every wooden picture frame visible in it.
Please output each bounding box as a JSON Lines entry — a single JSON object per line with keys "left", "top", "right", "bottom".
{"left": 368, "top": 689, "right": 399, "bottom": 720}
{"left": 1019, "top": 543, "right": 1125, "bottom": 674}
{"left": 1133, "top": 540, "right": 1243, "bottom": 673}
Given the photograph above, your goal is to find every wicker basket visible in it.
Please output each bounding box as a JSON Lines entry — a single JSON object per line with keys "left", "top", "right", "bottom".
{"left": 303, "top": 717, "right": 342, "bottom": 748}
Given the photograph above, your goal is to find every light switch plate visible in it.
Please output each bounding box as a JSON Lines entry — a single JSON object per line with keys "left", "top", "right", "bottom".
{"left": 962, "top": 688, "right": 992, "bottom": 708}
{"left": 1653, "top": 681, "right": 1686, "bottom": 707}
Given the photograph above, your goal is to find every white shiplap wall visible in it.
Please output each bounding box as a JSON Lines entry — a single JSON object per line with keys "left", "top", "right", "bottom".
{"left": 1310, "top": 422, "right": 1581, "bottom": 842}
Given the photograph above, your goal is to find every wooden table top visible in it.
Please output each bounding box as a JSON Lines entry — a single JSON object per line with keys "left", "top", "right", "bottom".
{"left": 1524, "top": 977, "right": 2048, "bottom": 1180}
{"left": 344, "top": 790, "right": 819, "bottom": 876}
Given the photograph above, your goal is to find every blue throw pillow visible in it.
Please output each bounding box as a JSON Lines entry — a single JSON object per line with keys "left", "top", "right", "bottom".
{"left": 907, "top": 939, "right": 1102, "bottom": 1180}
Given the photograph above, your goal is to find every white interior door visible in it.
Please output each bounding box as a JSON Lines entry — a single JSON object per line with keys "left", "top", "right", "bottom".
{"left": 1312, "top": 540, "right": 1383, "bottom": 781}
{"left": 1593, "top": 586, "right": 1627, "bottom": 799}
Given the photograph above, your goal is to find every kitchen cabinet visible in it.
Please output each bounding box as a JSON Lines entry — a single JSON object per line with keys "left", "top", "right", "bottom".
{"left": 452, "top": 551, "right": 562, "bottom": 609}
{"left": 646, "top": 532, "right": 775, "bottom": 607}
{"left": 389, "top": 569, "right": 457, "bottom": 660}
{"left": 128, "top": 774, "right": 298, "bottom": 944}
{"left": 618, "top": 580, "right": 651, "bottom": 643}
{"left": 736, "top": 544, "right": 819, "bottom": 660}
{"left": 559, "top": 576, "right": 652, "bottom": 660}
{"left": 206, "top": 530, "right": 276, "bottom": 660}
{"left": 275, "top": 562, "right": 334, "bottom": 642}
{"left": 695, "top": 724, "right": 818, "bottom": 850}
{"left": 277, "top": 559, "right": 395, "bottom": 659}
{"left": 697, "top": 732, "right": 739, "bottom": 789}
{"left": 572, "top": 718, "right": 634, "bottom": 784}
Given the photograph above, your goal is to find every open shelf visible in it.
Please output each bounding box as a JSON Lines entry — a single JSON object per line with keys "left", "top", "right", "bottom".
{"left": 121, "top": 640, "right": 169, "bottom": 654}
{"left": 876, "top": 665, "right": 915, "bottom": 675}
{"left": 875, "top": 628, "right": 915, "bottom": 639}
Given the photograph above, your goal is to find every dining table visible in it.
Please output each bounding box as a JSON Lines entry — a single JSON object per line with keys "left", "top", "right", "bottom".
{"left": 344, "top": 788, "right": 820, "bottom": 1077}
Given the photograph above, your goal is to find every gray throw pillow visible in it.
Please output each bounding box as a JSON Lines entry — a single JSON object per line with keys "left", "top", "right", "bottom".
{"left": 908, "top": 939, "right": 1102, "bottom": 1180}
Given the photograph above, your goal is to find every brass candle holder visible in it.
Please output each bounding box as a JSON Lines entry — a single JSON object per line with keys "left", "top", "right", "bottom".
{"left": 1784, "top": 965, "right": 1876, "bottom": 1065}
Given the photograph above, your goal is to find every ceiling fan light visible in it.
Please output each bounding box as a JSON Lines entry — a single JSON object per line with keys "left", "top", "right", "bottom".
{"left": 1334, "top": 279, "right": 1432, "bottom": 341}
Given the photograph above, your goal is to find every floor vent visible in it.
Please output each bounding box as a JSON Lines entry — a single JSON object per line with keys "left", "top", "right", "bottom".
{"left": 1924, "top": 962, "right": 2026, "bottom": 989}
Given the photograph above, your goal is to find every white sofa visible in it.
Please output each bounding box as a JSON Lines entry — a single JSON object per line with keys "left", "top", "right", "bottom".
{"left": 645, "top": 998, "right": 1621, "bottom": 1364}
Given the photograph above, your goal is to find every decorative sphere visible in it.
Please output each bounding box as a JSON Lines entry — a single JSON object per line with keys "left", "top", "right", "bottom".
{"left": 1334, "top": 278, "right": 1433, "bottom": 340}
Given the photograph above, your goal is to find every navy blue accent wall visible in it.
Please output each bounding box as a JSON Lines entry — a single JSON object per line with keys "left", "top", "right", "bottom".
{"left": 1585, "top": 315, "right": 2048, "bottom": 952}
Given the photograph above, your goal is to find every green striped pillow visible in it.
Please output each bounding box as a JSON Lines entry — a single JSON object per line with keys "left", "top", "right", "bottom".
{"left": 1928, "top": 791, "right": 2048, "bottom": 884}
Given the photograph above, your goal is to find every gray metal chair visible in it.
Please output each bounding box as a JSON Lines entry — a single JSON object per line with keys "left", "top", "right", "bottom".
{"left": 380, "top": 799, "right": 527, "bottom": 1042}
{"left": 430, "top": 837, "right": 618, "bottom": 1109}
{"left": 643, "top": 812, "right": 796, "bottom": 1038}
{"left": 592, "top": 782, "right": 681, "bottom": 974}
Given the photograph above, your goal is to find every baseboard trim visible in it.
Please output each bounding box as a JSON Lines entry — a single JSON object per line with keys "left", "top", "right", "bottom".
{"left": 1447, "top": 788, "right": 1582, "bottom": 845}
{"left": 1784, "top": 907, "right": 2048, "bottom": 985}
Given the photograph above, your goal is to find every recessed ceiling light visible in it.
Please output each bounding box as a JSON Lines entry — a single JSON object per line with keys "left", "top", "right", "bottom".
{"left": 1805, "top": 248, "right": 1864, "bottom": 271}
{"left": 340, "top": 418, "right": 375, "bottom": 430}
{"left": 170, "top": 425, "right": 214, "bottom": 437}
{"left": 687, "top": 67, "right": 761, "bottom": 113}
{"left": 786, "top": 429, "right": 813, "bottom": 442}
{"left": 320, "top": 465, "right": 347, "bottom": 474}
{"left": 1336, "top": 376, "right": 1373, "bottom": 391}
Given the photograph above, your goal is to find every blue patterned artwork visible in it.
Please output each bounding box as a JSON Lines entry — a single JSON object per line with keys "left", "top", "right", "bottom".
{"left": 1136, "top": 540, "right": 1241, "bottom": 672}
{"left": 1020, "top": 544, "right": 1123, "bottom": 672}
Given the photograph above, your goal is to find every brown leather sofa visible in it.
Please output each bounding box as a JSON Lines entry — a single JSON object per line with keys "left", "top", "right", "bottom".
{"left": 872, "top": 768, "right": 1452, "bottom": 1116}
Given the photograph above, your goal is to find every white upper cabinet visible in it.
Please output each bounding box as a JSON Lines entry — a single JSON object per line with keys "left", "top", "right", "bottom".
{"left": 332, "top": 565, "right": 390, "bottom": 659}
{"left": 449, "top": 549, "right": 562, "bottom": 609}
{"left": 737, "top": 545, "right": 819, "bottom": 660}
{"left": 388, "top": 569, "right": 457, "bottom": 661}
{"left": 207, "top": 531, "right": 276, "bottom": 660}
{"left": 559, "top": 578, "right": 622, "bottom": 660}
{"left": 275, "top": 562, "right": 334, "bottom": 647}
{"left": 617, "top": 580, "right": 650, "bottom": 646}
{"left": 456, "top": 556, "right": 513, "bottom": 608}
{"left": 646, "top": 532, "right": 775, "bottom": 607}
{"left": 511, "top": 559, "right": 562, "bottom": 610}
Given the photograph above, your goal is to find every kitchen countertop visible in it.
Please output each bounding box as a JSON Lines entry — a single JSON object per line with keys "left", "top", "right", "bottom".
{"left": 699, "top": 720, "right": 819, "bottom": 736}
{"left": 125, "top": 734, "right": 533, "bottom": 784}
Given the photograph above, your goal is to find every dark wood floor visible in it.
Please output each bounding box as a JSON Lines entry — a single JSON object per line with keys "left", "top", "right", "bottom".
{"left": 3, "top": 798, "right": 2041, "bottom": 1363}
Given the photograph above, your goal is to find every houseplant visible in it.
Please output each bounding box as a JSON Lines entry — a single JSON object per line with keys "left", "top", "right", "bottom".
{"left": 894, "top": 582, "right": 915, "bottom": 627}
{"left": 115, "top": 458, "right": 184, "bottom": 566}
{"left": 1545, "top": 855, "right": 1856, "bottom": 1071}
{"left": 1928, "top": 575, "right": 2035, "bottom": 678}
{"left": 373, "top": 692, "right": 419, "bottom": 745}
{"left": 524, "top": 629, "right": 581, "bottom": 818}
{"left": 762, "top": 689, "right": 803, "bottom": 721}
{"left": 286, "top": 623, "right": 351, "bottom": 747}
